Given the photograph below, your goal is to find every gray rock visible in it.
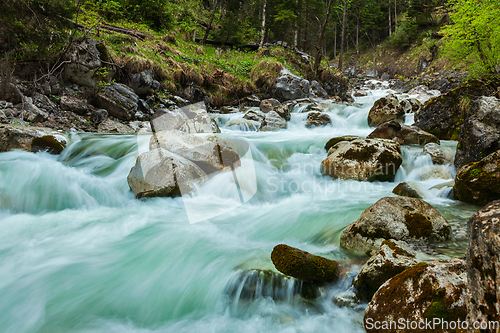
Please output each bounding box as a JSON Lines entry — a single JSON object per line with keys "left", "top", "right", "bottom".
{"left": 273, "top": 100, "right": 296, "bottom": 121}
{"left": 367, "top": 121, "right": 439, "bottom": 145}
{"left": 128, "top": 68, "right": 154, "bottom": 95}
{"left": 260, "top": 98, "right": 281, "bottom": 113}
{"left": 273, "top": 73, "right": 310, "bottom": 101}
{"left": 243, "top": 109, "right": 265, "bottom": 122}
{"left": 0, "top": 123, "right": 67, "bottom": 154}
{"left": 97, "top": 119, "right": 134, "bottom": 133}
{"left": 340, "top": 196, "right": 452, "bottom": 255}
{"left": 17, "top": 96, "right": 48, "bottom": 122}
{"left": 395, "top": 98, "right": 422, "bottom": 114}
{"left": 127, "top": 148, "right": 208, "bottom": 199}
{"left": 321, "top": 139, "right": 402, "bottom": 182}
{"left": 91, "top": 109, "right": 108, "bottom": 123}
{"left": 305, "top": 112, "right": 331, "bottom": 128}
{"left": 257, "top": 111, "right": 287, "bottom": 132}
{"left": 94, "top": 83, "right": 139, "bottom": 120}
{"left": 309, "top": 80, "right": 328, "bottom": 99}
{"left": 424, "top": 142, "right": 453, "bottom": 165}
{"left": 367, "top": 94, "right": 403, "bottom": 127}
{"left": 324, "top": 135, "right": 362, "bottom": 152}
{"left": 60, "top": 95, "right": 91, "bottom": 115}
{"left": 466, "top": 200, "right": 500, "bottom": 327}
{"left": 392, "top": 181, "right": 424, "bottom": 199}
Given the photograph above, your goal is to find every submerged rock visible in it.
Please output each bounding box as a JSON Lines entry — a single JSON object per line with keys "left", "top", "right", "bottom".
{"left": 454, "top": 96, "right": 500, "bottom": 169}
{"left": 367, "top": 94, "right": 402, "bottom": 127}
{"left": 305, "top": 112, "right": 331, "bottom": 128}
{"left": 258, "top": 111, "right": 287, "bottom": 132}
{"left": 324, "top": 135, "right": 362, "bottom": 152}
{"left": 353, "top": 240, "right": 418, "bottom": 301}
{"left": 467, "top": 200, "right": 500, "bottom": 326}
{"left": 321, "top": 139, "right": 402, "bottom": 182}
{"left": 0, "top": 124, "right": 67, "bottom": 154}
{"left": 271, "top": 244, "right": 339, "bottom": 283}
{"left": 454, "top": 150, "right": 500, "bottom": 205}
{"left": 340, "top": 196, "right": 452, "bottom": 255}
{"left": 367, "top": 121, "right": 439, "bottom": 145}
{"left": 364, "top": 260, "right": 467, "bottom": 332}
{"left": 392, "top": 181, "right": 423, "bottom": 199}
{"left": 127, "top": 148, "right": 208, "bottom": 199}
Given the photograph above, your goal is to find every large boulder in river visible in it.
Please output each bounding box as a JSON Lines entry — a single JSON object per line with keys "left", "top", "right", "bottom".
{"left": 271, "top": 244, "right": 339, "bottom": 283}
{"left": 454, "top": 96, "right": 500, "bottom": 169}
{"left": 258, "top": 111, "right": 287, "bottom": 131}
{"left": 353, "top": 240, "right": 418, "bottom": 301}
{"left": 392, "top": 181, "right": 423, "bottom": 199}
{"left": 93, "top": 83, "right": 139, "bottom": 120}
{"left": 407, "top": 84, "right": 441, "bottom": 104}
{"left": 395, "top": 98, "right": 422, "bottom": 115}
{"left": 151, "top": 103, "right": 220, "bottom": 134}
{"left": 367, "top": 121, "right": 439, "bottom": 145}
{"left": 306, "top": 112, "right": 331, "bottom": 128}
{"left": 454, "top": 150, "right": 500, "bottom": 205}
{"left": 414, "top": 78, "right": 500, "bottom": 140}
{"left": 324, "top": 135, "right": 362, "bottom": 152}
{"left": 364, "top": 260, "right": 467, "bottom": 332}
{"left": 321, "top": 139, "right": 402, "bottom": 182}
{"left": 150, "top": 129, "right": 240, "bottom": 174}
{"left": 273, "top": 100, "right": 296, "bottom": 121}
{"left": 243, "top": 109, "right": 265, "bottom": 122}
{"left": 0, "top": 124, "right": 67, "bottom": 154}
{"left": 272, "top": 73, "right": 310, "bottom": 101}
{"left": 127, "top": 148, "right": 208, "bottom": 199}
{"left": 466, "top": 200, "right": 500, "bottom": 326}
{"left": 260, "top": 98, "right": 280, "bottom": 112}
{"left": 340, "top": 196, "right": 452, "bottom": 255}
{"left": 367, "top": 94, "right": 402, "bottom": 127}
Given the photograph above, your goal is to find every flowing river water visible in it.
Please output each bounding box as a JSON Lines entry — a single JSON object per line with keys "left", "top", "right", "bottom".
{"left": 0, "top": 82, "right": 480, "bottom": 332}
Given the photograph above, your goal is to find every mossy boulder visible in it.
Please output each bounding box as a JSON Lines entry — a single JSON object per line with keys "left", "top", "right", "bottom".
{"left": 224, "top": 269, "right": 320, "bottom": 301}
{"left": 0, "top": 124, "right": 67, "bottom": 154}
{"left": 454, "top": 96, "right": 500, "bottom": 169}
{"left": 367, "top": 94, "right": 402, "bottom": 127}
{"left": 392, "top": 181, "right": 423, "bottom": 199}
{"left": 271, "top": 244, "right": 339, "bottom": 283}
{"left": 305, "top": 112, "right": 332, "bottom": 128}
{"left": 321, "top": 138, "right": 402, "bottom": 182}
{"left": 354, "top": 240, "right": 418, "bottom": 301}
{"left": 466, "top": 200, "right": 500, "bottom": 326}
{"left": 324, "top": 135, "right": 362, "bottom": 152}
{"left": 367, "top": 121, "right": 439, "bottom": 145}
{"left": 364, "top": 259, "right": 467, "bottom": 332}
{"left": 453, "top": 150, "right": 500, "bottom": 205}
{"left": 340, "top": 196, "right": 452, "bottom": 255}
{"left": 414, "top": 78, "right": 500, "bottom": 140}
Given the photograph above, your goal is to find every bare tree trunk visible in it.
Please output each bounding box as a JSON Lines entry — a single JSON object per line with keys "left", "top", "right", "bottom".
{"left": 394, "top": 0, "right": 397, "bottom": 28}
{"left": 203, "top": 0, "right": 219, "bottom": 44}
{"left": 388, "top": 0, "right": 392, "bottom": 37}
{"left": 356, "top": 16, "right": 359, "bottom": 54}
{"left": 313, "top": 0, "right": 334, "bottom": 76}
{"left": 259, "top": 0, "right": 267, "bottom": 48}
{"left": 334, "top": 23, "right": 337, "bottom": 59}
{"left": 338, "top": 0, "right": 347, "bottom": 70}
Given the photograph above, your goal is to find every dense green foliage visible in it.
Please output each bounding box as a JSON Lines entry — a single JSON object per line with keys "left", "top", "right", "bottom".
{"left": 442, "top": 0, "right": 500, "bottom": 74}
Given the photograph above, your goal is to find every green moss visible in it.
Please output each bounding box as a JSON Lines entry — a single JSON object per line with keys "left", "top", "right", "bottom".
{"left": 404, "top": 212, "right": 433, "bottom": 239}
{"left": 469, "top": 168, "right": 481, "bottom": 177}
{"left": 96, "top": 42, "right": 110, "bottom": 63}
{"left": 424, "top": 301, "right": 451, "bottom": 320}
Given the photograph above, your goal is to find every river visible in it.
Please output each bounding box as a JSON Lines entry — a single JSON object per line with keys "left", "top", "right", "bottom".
{"left": 0, "top": 82, "right": 479, "bottom": 332}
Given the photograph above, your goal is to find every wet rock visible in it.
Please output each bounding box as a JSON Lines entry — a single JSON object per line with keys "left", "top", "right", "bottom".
{"left": 353, "top": 89, "right": 368, "bottom": 97}
{"left": 226, "top": 118, "right": 260, "bottom": 130}
{"left": 60, "top": 95, "right": 91, "bottom": 115}
{"left": 414, "top": 78, "right": 500, "bottom": 140}
{"left": 150, "top": 129, "right": 240, "bottom": 174}
{"left": 219, "top": 106, "right": 239, "bottom": 114}
{"left": 63, "top": 38, "right": 114, "bottom": 87}
{"left": 321, "top": 139, "right": 402, "bottom": 182}
{"left": 97, "top": 119, "right": 134, "bottom": 133}
{"left": 91, "top": 109, "right": 108, "bottom": 123}
{"left": 340, "top": 196, "right": 452, "bottom": 255}
{"left": 271, "top": 244, "right": 339, "bottom": 283}
{"left": 225, "top": 269, "right": 320, "bottom": 301}
{"left": 408, "top": 84, "right": 441, "bottom": 103}
{"left": 305, "top": 112, "right": 331, "bottom": 128}
{"left": 392, "top": 181, "right": 423, "bottom": 199}
{"left": 260, "top": 98, "right": 281, "bottom": 113}
{"left": 128, "top": 68, "right": 154, "bottom": 95}
{"left": 466, "top": 200, "right": 500, "bottom": 326}
{"left": 324, "top": 135, "right": 362, "bottom": 152}
{"left": 0, "top": 124, "right": 67, "bottom": 154}
{"left": 309, "top": 80, "right": 328, "bottom": 99}
{"left": 367, "top": 94, "right": 403, "bottom": 127}
{"left": 273, "top": 100, "right": 296, "bottom": 121}
{"left": 93, "top": 83, "right": 139, "bottom": 120}
{"left": 240, "top": 94, "right": 260, "bottom": 108}
{"left": 364, "top": 260, "right": 467, "bottom": 332}
{"left": 454, "top": 150, "right": 500, "bottom": 205}
{"left": 151, "top": 108, "right": 189, "bottom": 132}
{"left": 258, "top": 111, "right": 287, "bottom": 132}
{"left": 367, "top": 121, "right": 439, "bottom": 145}
{"left": 178, "top": 113, "right": 221, "bottom": 134}
{"left": 354, "top": 240, "right": 418, "bottom": 301}
{"left": 127, "top": 148, "right": 208, "bottom": 199}
{"left": 455, "top": 96, "right": 500, "bottom": 169}
{"left": 273, "top": 73, "right": 310, "bottom": 102}
{"left": 243, "top": 109, "right": 265, "bottom": 122}
{"left": 395, "top": 98, "right": 422, "bottom": 114}
{"left": 424, "top": 143, "right": 453, "bottom": 165}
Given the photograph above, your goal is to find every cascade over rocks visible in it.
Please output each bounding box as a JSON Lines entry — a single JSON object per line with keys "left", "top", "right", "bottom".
{"left": 454, "top": 96, "right": 500, "bottom": 169}
{"left": 271, "top": 244, "right": 339, "bottom": 283}
{"left": 353, "top": 240, "right": 418, "bottom": 301}
{"left": 340, "top": 196, "right": 452, "bottom": 255}
{"left": 367, "top": 121, "right": 439, "bottom": 145}
{"left": 0, "top": 124, "right": 67, "bottom": 154}
{"left": 321, "top": 138, "right": 402, "bottom": 182}
{"left": 367, "top": 94, "right": 402, "bottom": 127}
{"left": 454, "top": 150, "right": 500, "bottom": 205}
{"left": 466, "top": 200, "right": 500, "bottom": 327}
{"left": 273, "top": 100, "right": 296, "bottom": 121}
{"left": 364, "top": 260, "right": 467, "bottom": 332}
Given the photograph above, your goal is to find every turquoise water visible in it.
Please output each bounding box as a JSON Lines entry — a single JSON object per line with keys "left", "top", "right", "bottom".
{"left": 0, "top": 87, "right": 478, "bottom": 332}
